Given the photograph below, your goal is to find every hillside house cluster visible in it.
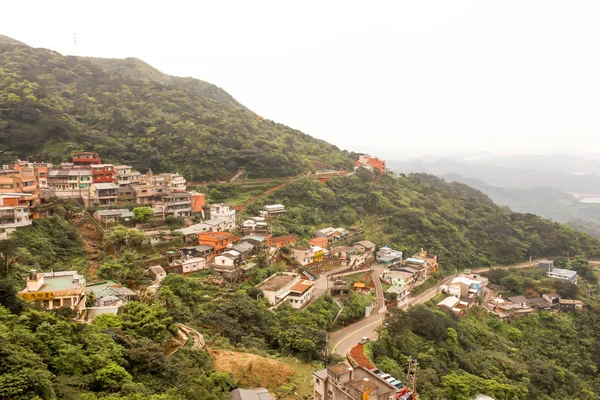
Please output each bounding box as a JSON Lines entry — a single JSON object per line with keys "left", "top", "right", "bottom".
{"left": 437, "top": 273, "right": 488, "bottom": 316}
{"left": 486, "top": 293, "right": 583, "bottom": 319}
{"left": 380, "top": 250, "right": 440, "bottom": 303}
{"left": 42, "top": 152, "right": 206, "bottom": 217}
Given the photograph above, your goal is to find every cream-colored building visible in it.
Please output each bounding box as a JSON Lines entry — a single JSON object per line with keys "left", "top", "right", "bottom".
{"left": 19, "top": 270, "right": 86, "bottom": 318}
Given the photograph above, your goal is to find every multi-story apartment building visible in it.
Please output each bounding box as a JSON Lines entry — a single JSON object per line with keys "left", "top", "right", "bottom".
{"left": 0, "top": 168, "right": 40, "bottom": 207}
{"left": 160, "top": 192, "right": 193, "bottom": 218}
{"left": 85, "top": 183, "right": 119, "bottom": 207}
{"left": 209, "top": 203, "right": 236, "bottom": 230}
{"left": 0, "top": 193, "right": 32, "bottom": 230}
{"left": 90, "top": 164, "right": 116, "bottom": 184}
{"left": 72, "top": 152, "right": 102, "bottom": 167}
{"left": 114, "top": 165, "right": 142, "bottom": 187}
{"left": 47, "top": 169, "right": 93, "bottom": 197}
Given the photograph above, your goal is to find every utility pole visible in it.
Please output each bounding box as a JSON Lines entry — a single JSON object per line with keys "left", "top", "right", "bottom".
{"left": 406, "top": 356, "right": 418, "bottom": 398}
{"left": 412, "top": 359, "right": 419, "bottom": 398}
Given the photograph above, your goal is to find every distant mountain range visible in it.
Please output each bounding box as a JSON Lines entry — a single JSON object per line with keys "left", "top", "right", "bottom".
{"left": 389, "top": 156, "right": 600, "bottom": 237}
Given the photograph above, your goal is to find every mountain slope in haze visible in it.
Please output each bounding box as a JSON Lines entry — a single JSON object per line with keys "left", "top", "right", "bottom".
{"left": 388, "top": 158, "right": 600, "bottom": 193}
{"left": 390, "top": 157, "right": 600, "bottom": 237}
{"left": 0, "top": 36, "right": 354, "bottom": 179}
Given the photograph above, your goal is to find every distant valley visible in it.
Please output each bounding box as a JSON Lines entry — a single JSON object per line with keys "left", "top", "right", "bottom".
{"left": 389, "top": 155, "right": 600, "bottom": 237}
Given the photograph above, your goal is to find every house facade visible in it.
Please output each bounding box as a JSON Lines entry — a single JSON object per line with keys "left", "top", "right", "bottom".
{"left": 19, "top": 270, "right": 86, "bottom": 318}
{"left": 290, "top": 246, "right": 313, "bottom": 266}
{"left": 209, "top": 203, "right": 236, "bottom": 230}
{"left": 313, "top": 363, "right": 398, "bottom": 400}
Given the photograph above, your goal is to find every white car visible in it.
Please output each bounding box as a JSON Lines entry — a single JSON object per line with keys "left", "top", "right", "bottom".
{"left": 360, "top": 336, "right": 371, "bottom": 344}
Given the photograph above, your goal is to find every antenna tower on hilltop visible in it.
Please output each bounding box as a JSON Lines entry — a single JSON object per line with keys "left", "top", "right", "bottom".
{"left": 73, "top": 33, "right": 79, "bottom": 55}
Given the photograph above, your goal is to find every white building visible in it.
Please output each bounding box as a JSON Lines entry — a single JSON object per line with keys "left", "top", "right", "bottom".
{"left": 181, "top": 257, "right": 206, "bottom": 274}
{"left": 546, "top": 265, "right": 578, "bottom": 284}
{"left": 256, "top": 272, "right": 314, "bottom": 308}
{"left": 0, "top": 194, "right": 31, "bottom": 229}
{"left": 285, "top": 280, "right": 315, "bottom": 309}
{"left": 260, "top": 204, "right": 286, "bottom": 218}
{"left": 114, "top": 165, "right": 142, "bottom": 187}
{"left": 214, "top": 250, "right": 240, "bottom": 267}
{"left": 209, "top": 203, "right": 236, "bottom": 230}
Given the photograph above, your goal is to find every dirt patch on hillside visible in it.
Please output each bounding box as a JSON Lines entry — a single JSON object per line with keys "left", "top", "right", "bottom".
{"left": 211, "top": 350, "right": 296, "bottom": 389}
{"left": 349, "top": 344, "right": 374, "bottom": 369}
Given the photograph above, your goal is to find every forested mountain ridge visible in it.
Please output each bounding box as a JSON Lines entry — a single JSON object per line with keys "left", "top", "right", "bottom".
{"left": 83, "top": 56, "right": 246, "bottom": 110}
{"left": 240, "top": 171, "right": 600, "bottom": 271}
{"left": 0, "top": 36, "right": 355, "bottom": 179}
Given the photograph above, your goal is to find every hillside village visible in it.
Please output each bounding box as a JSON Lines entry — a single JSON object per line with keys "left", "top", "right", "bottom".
{"left": 3, "top": 150, "right": 597, "bottom": 400}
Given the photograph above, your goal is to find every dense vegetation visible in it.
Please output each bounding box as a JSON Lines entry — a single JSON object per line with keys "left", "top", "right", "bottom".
{"left": 0, "top": 36, "right": 354, "bottom": 179}
{"left": 372, "top": 265, "right": 600, "bottom": 400}
{"left": 0, "top": 303, "right": 238, "bottom": 400}
{"left": 247, "top": 172, "right": 600, "bottom": 272}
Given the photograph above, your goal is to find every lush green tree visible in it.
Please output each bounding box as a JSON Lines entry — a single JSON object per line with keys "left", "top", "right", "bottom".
{"left": 119, "top": 302, "right": 174, "bottom": 343}
{"left": 94, "top": 362, "right": 133, "bottom": 392}
{"left": 132, "top": 207, "right": 153, "bottom": 222}
{"left": 103, "top": 225, "right": 145, "bottom": 251}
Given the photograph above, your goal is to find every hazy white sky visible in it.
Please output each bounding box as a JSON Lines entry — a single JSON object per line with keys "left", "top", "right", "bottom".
{"left": 3, "top": 1, "right": 600, "bottom": 157}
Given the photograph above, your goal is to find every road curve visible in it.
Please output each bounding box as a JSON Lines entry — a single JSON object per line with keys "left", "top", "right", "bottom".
{"left": 329, "top": 259, "right": 547, "bottom": 355}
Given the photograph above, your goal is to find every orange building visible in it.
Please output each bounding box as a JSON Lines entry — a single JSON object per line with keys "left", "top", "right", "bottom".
{"left": 190, "top": 192, "right": 206, "bottom": 214}
{"left": 91, "top": 164, "right": 116, "bottom": 183}
{"left": 367, "top": 157, "right": 386, "bottom": 175}
{"left": 198, "top": 232, "right": 234, "bottom": 255}
{"left": 73, "top": 152, "right": 102, "bottom": 166}
{"left": 270, "top": 235, "right": 298, "bottom": 249}
{"left": 355, "top": 155, "right": 386, "bottom": 175}
{"left": 309, "top": 236, "right": 328, "bottom": 248}
{"left": 0, "top": 169, "right": 39, "bottom": 208}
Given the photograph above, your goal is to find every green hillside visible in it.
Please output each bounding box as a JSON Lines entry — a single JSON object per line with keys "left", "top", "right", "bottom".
{"left": 0, "top": 37, "right": 354, "bottom": 179}
{"left": 243, "top": 172, "right": 600, "bottom": 270}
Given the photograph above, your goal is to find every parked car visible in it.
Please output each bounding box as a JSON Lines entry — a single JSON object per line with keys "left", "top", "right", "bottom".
{"left": 360, "top": 336, "right": 371, "bottom": 344}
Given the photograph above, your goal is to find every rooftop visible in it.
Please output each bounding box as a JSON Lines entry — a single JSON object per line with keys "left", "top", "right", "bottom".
{"left": 438, "top": 296, "right": 460, "bottom": 308}
{"left": 24, "top": 271, "right": 85, "bottom": 293}
{"left": 289, "top": 280, "right": 314, "bottom": 294}
{"left": 328, "top": 363, "right": 352, "bottom": 375}
{"left": 242, "top": 235, "right": 267, "bottom": 242}
{"left": 233, "top": 242, "right": 254, "bottom": 253}
{"left": 405, "top": 257, "right": 427, "bottom": 265}
{"left": 271, "top": 235, "right": 297, "bottom": 243}
{"left": 95, "top": 209, "right": 129, "bottom": 217}
{"left": 354, "top": 240, "right": 376, "bottom": 248}
{"left": 559, "top": 299, "right": 584, "bottom": 305}
{"left": 507, "top": 295, "right": 530, "bottom": 304}
{"left": 258, "top": 273, "right": 298, "bottom": 292}
{"left": 93, "top": 183, "right": 119, "bottom": 190}
{"left": 548, "top": 267, "right": 578, "bottom": 278}
{"left": 230, "top": 388, "right": 271, "bottom": 400}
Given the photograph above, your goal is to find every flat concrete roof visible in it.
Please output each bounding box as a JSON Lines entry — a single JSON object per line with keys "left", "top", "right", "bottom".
{"left": 258, "top": 274, "right": 296, "bottom": 292}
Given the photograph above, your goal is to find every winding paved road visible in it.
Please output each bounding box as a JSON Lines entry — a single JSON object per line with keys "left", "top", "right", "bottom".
{"left": 329, "top": 259, "right": 547, "bottom": 355}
